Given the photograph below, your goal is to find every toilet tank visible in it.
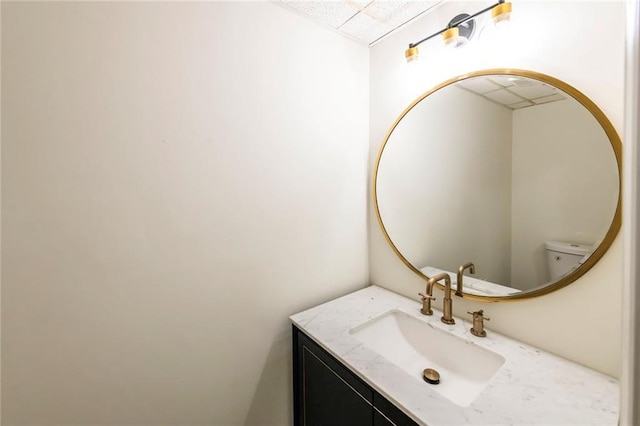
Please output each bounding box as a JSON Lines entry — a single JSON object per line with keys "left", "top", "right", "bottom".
{"left": 545, "top": 241, "right": 593, "bottom": 281}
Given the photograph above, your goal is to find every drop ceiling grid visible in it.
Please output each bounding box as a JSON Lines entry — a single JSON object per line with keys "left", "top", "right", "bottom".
{"left": 458, "top": 77, "right": 567, "bottom": 110}
{"left": 278, "top": 0, "right": 443, "bottom": 46}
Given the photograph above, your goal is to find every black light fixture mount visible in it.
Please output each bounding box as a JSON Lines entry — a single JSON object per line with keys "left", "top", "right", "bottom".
{"left": 405, "top": 0, "right": 512, "bottom": 63}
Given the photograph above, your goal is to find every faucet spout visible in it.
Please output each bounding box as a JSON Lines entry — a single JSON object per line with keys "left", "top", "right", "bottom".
{"left": 436, "top": 273, "right": 455, "bottom": 325}
{"left": 423, "top": 273, "right": 455, "bottom": 324}
{"left": 456, "top": 262, "right": 476, "bottom": 297}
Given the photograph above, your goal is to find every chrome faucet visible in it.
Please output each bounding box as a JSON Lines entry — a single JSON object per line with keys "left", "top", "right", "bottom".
{"left": 419, "top": 273, "right": 455, "bottom": 325}
{"left": 456, "top": 262, "right": 476, "bottom": 297}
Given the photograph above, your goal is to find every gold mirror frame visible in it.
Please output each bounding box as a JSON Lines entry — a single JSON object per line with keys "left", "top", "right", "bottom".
{"left": 373, "top": 69, "right": 622, "bottom": 302}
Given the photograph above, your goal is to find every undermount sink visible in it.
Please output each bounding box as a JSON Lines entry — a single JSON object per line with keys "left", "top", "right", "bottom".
{"left": 349, "top": 310, "right": 505, "bottom": 407}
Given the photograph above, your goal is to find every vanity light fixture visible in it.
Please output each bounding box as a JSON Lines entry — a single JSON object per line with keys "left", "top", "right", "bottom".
{"left": 404, "top": 0, "right": 512, "bottom": 63}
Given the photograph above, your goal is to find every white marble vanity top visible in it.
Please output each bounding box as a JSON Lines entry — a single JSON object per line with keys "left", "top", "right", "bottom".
{"left": 290, "top": 285, "right": 619, "bottom": 426}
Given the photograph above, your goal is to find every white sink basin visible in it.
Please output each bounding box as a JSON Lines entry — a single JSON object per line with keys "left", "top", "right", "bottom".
{"left": 350, "top": 310, "right": 505, "bottom": 407}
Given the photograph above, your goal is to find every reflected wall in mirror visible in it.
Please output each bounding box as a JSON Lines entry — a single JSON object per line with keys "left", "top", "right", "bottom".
{"left": 374, "top": 69, "right": 621, "bottom": 301}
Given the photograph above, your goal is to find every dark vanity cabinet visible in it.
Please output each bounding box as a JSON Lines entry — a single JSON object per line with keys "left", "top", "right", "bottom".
{"left": 293, "top": 325, "right": 418, "bottom": 426}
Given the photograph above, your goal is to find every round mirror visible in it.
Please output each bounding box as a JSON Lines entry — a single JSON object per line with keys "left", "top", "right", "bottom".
{"left": 374, "top": 69, "right": 621, "bottom": 301}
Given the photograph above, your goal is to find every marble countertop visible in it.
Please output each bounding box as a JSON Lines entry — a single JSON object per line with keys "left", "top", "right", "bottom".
{"left": 290, "top": 285, "right": 619, "bottom": 426}
{"left": 419, "top": 266, "right": 521, "bottom": 297}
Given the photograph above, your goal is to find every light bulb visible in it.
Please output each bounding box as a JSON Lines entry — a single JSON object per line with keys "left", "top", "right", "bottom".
{"left": 442, "top": 27, "right": 470, "bottom": 49}
{"left": 442, "top": 27, "right": 460, "bottom": 48}
{"left": 405, "top": 46, "right": 419, "bottom": 64}
{"left": 492, "top": 2, "right": 512, "bottom": 25}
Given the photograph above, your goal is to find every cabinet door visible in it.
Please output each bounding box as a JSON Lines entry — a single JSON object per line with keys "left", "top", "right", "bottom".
{"left": 302, "top": 346, "right": 372, "bottom": 425}
{"left": 374, "top": 393, "right": 418, "bottom": 426}
{"left": 294, "top": 326, "right": 373, "bottom": 426}
{"left": 293, "top": 326, "right": 419, "bottom": 426}
{"left": 373, "top": 408, "right": 396, "bottom": 426}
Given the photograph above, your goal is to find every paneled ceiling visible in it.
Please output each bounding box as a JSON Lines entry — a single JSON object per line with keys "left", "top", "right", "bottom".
{"left": 457, "top": 76, "right": 567, "bottom": 110}
{"left": 278, "top": 0, "right": 444, "bottom": 46}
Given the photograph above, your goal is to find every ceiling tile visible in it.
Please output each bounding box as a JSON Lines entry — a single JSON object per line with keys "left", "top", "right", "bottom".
{"left": 364, "top": 1, "right": 416, "bottom": 24}
{"left": 531, "top": 93, "right": 566, "bottom": 104}
{"left": 363, "top": 0, "right": 407, "bottom": 21}
{"left": 346, "top": 0, "right": 373, "bottom": 8}
{"left": 278, "top": 0, "right": 444, "bottom": 45}
{"left": 483, "top": 88, "right": 525, "bottom": 105}
{"left": 487, "top": 75, "right": 517, "bottom": 88}
{"left": 382, "top": 1, "right": 441, "bottom": 29}
{"left": 508, "top": 83, "right": 558, "bottom": 100}
{"left": 339, "top": 10, "right": 390, "bottom": 42}
{"left": 457, "top": 77, "right": 502, "bottom": 94}
{"left": 280, "top": 1, "right": 360, "bottom": 29}
{"left": 509, "top": 100, "right": 534, "bottom": 109}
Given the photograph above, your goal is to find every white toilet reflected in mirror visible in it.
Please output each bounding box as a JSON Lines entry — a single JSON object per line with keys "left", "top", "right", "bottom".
{"left": 544, "top": 241, "right": 594, "bottom": 281}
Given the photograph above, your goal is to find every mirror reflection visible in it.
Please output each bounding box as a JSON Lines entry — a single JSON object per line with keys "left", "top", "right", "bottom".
{"left": 375, "top": 71, "right": 620, "bottom": 299}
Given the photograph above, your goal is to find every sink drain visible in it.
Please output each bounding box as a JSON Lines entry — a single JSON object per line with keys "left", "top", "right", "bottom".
{"left": 423, "top": 368, "right": 440, "bottom": 385}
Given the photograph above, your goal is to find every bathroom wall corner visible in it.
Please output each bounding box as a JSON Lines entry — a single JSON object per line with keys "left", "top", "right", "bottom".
{"left": 621, "top": 0, "right": 640, "bottom": 423}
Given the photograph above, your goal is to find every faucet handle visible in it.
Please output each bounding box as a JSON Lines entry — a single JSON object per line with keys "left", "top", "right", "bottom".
{"left": 419, "top": 292, "right": 435, "bottom": 301}
{"left": 467, "top": 310, "right": 489, "bottom": 337}
{"left": 467, "top": 310, "right": 490, "bottom": 321}
{"left": 419, "top": 292, "right": 435, "bottom": 316}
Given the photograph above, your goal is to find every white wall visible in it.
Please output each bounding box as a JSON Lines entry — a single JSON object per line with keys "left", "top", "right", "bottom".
{"left": 1, "top": 2, "right": 369, "bottom": 424}
{"left": 377, "top": 86, "right": 512, "bottom": 284}
{"left": 511, "top": 99, "right": 619, "bottom": 290}
{"left": 370, "top": 1, "right": 624, "bottom": 377}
